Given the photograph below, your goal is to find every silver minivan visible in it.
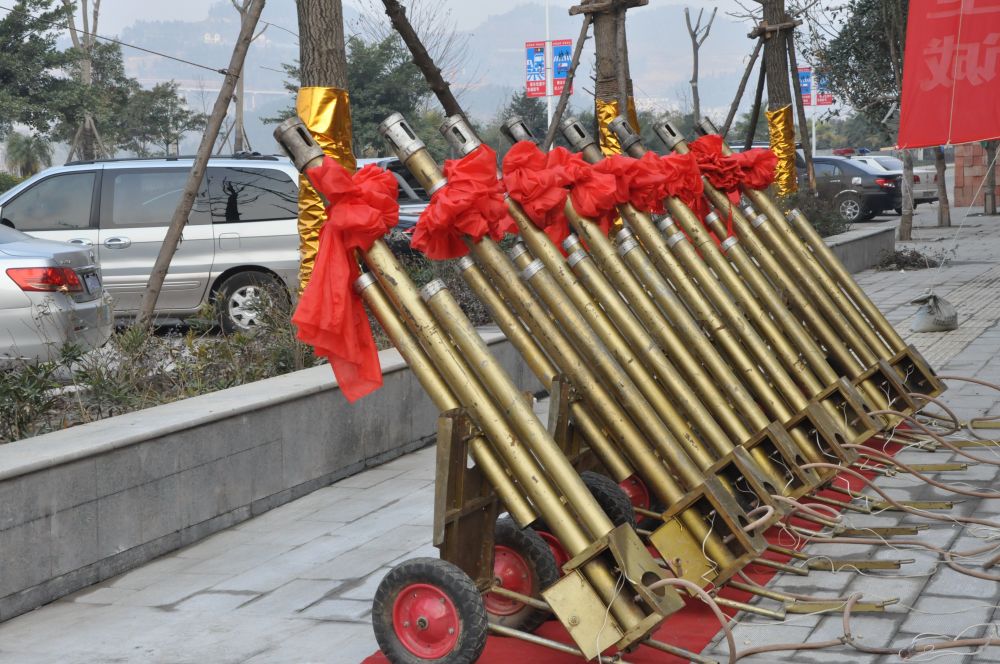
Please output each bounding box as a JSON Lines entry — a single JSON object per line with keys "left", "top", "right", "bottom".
{"left": 0, "top": 155, "right": 428, "bottom": 332}
{"left": 0, "top": 155, "right": 300, "bottom": 332}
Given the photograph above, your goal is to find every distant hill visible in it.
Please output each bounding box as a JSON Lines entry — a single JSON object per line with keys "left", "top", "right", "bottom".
{"left": 117, "top": 1, "right": 760, "bottom": 153}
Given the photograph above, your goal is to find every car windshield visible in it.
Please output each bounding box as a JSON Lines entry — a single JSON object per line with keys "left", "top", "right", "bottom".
{"left": 872, "top": 156, "right": 903, "bottom": 170}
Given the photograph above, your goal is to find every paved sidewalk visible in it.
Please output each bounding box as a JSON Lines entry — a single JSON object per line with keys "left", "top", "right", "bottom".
{"left": 2, "top": 206, "right": 999, "bottom": 663}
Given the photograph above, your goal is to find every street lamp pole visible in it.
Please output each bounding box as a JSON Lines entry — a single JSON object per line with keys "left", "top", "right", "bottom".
{"left": 545, "top": 0, "right": 553, "bottom": 128}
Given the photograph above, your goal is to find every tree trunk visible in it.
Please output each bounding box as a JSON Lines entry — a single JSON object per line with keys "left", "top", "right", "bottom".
{"left": 785, "top": 28, "right": 814, "bottom": 192}
{"left": 234, "top": 75, "right": 245, "bottom": 152}
{"left": 986, "top": 140, "right": 998, "bottom": 215}
{"left": 297, "top": 0, "right": 348, "bottom": 87}
{"left": 934, "top": 146, "right": 951, "bottom": 227}
{"left": 381, "top": 0, "right": 463, "bottom": 118}
{"left": 761, "top": 0, "right": 791, "bottom": 111}
{"left": 593, "top": 6, "right": 621, "bottom": 103}
{"left": 136, "top": 0, "right": 266, "bottom": 327}
{"left": 898, "top": 149, "right": 915, "bottom": 241}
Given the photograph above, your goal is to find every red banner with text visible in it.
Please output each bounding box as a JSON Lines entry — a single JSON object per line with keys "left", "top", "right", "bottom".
{"left": 898, "top": 0, "right": 1000, "bottom": 148}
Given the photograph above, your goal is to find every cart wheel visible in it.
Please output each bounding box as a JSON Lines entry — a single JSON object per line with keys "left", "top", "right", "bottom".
{"left": 581, "top": 471, "right": 637, "bottom": 530}
{"left": 485, "top": 517, "right": 559, "bottom": 633}
{"left": 535, "top": 530, "right": 570, "bottom": 572}
{"left": 373, "top": 558, "right": 488, "bottom": 664}
{"left": 619, "top": 474, "right": 651, "bottom": 511}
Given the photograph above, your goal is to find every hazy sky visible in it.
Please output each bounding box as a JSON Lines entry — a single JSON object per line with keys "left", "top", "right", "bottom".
{"left": 95, "top": 0, "right": 756, "bottom": 36}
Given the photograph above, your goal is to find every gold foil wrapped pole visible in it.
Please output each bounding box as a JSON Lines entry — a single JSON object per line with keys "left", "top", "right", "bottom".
{"left": 295, "top": 86, "right": 356, "bottom": 292}
{"left": 766, "top": 104, "right": 797, "bottom": 196}
{"left": 596, "top": 96, "right": 639, "bottom": 156}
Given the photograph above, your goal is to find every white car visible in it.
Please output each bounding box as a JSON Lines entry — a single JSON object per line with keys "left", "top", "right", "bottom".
{"left": 0, "top": 225, "right": 113, "bottom": 362}
{"left": 851, "top": 155, "right": 938, "bottom": 208}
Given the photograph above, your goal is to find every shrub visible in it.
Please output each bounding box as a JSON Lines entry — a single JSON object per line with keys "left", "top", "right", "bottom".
{"left": 776, "top": 190, "right": 850, "bottom": 238}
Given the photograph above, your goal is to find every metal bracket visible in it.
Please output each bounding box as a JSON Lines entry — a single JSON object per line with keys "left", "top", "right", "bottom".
{"left": 432, "top": 410, "right": 499, "bottom": 592}
{"left": 888, "top": 345, "right": 946, "bottom": 399}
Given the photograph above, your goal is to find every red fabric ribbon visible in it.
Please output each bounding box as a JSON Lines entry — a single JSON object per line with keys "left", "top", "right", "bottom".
{"left": 411, "top": 144, "right": 513, "bottom": 260}
{"left": 689, "top": 134, "right": 778, "bottom": 194}
{"left": 732, "top": 147, "right": 778, "bottom": 190}
{"left": 293, "top": 158, "right": 399, "bottom": 403}
{"left": 502, "top": 142, "right": 580, "bottom": 245}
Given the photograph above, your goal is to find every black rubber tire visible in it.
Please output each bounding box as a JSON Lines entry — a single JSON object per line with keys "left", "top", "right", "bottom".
{"left": 531, "top": 471, "right": 637, "bottom": 535}
{"left": 836, "top": 193, "right": 864, "bottom": 222}
{"left": 486, "top": 517, "right": 559, "bottom": 633}
{"left": 373, "top": 557, "right": 488, "bottom": 664}
{"left": 213, "top": 270, "right": 286, "bottom": 334}
{"left": 580, "top": 471, "right": 638, "bottom": 530}
{"left": 894, "top": 207, "right": 902, "bottom": 215}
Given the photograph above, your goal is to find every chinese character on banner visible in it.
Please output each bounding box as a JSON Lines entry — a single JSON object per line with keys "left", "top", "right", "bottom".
{"left": 815, "top": 72, "right": 834, "bottom": 106}
{"left": 898, "top": 0, "right": 1000, "bottom": 148}
{"left": 552, "top": 39, "right": 573, "bottom": 95}
{"left": 525, "top": 41, "right": 547, "bottom": 98}
{"left": 798, "top": 67, "right": 813, "bottom": 106}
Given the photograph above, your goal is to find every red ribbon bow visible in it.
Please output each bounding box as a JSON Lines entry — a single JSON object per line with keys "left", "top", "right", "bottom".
{"left": 293, "top": 158, "right": 399, "bottom": 403}
{"left": 502, "top": 142, "right": 583, "bottom": 245}
{"left": 411, "top": 144, "right": 514, "bottom": 260}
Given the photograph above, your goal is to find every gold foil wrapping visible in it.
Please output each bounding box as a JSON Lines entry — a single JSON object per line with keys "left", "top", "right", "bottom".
{"left": 597, "top": 96, "right": 639, "bottom": 156}
{"left": 296, "top": 86, "right": 356, "bottom": 291}
{"left": 766, "top": 104, "right": 797, "bottom": 196}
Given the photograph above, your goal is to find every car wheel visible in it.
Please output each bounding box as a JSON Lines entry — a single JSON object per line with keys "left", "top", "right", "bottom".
{"left": 214, "top": 271, "right": 286, "bottom": 334}
{"left": 837, "top": 193, "right": 863, "bottom": 222}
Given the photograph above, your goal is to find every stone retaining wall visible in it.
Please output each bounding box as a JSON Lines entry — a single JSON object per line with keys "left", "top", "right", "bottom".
{"left": 0, "top": 329, "right": 541, "bottom": 621}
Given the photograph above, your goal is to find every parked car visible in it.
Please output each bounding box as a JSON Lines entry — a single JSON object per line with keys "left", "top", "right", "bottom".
{"left": 0, "top": 225, "right": 112, "bottom": 362}
{"left": 805, "top": 156, "right": 901, "bottom": 222}
{"left": 850, "top": 154, "right": 938, "bottom": 208}
{"left": 0, "top": 154, "right": 428, "bottom": 332}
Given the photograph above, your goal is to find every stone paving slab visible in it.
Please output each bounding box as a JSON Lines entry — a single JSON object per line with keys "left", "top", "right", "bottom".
{"left": 3, "top": 207, "right": 1000, "bottom": 663}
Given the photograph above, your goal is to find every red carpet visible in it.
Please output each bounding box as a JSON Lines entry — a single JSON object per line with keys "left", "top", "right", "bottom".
{"left": 363, "top": 438, "right": 895, "bottom": 663}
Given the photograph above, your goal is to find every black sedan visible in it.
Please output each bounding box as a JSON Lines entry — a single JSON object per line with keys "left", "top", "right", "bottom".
{"left": 802, "top": 156, "right": 901, "bottom": 222}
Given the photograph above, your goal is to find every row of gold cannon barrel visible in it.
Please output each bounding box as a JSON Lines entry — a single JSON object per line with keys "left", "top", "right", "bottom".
{"left": 384, "top": 112, "right": 804, "bottom": 591}
{"left": 612, "top": 115, "right": 942, "bottom": 417}
{"left": 379, "top": 114, "right": 911, "bottom": 617}
{"left": 274, "top": 117, "right": 705, "bottom": 664}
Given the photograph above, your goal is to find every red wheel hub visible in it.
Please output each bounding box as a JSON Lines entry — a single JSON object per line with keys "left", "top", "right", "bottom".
{"left": 537, "top": 531, "right": 570, "bottom": 571}
{"left": 485, "top": 545, "right": 534, "bottom": 616}
{"left": 619, "top": 475, "right": 651, "bottom": 510}
{"left": 392, "top": 583, "right": 460, "bottom": 658}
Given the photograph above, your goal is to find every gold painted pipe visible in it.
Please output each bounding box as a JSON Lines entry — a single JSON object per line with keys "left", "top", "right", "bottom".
{"left": 464, "top": 243, "right": 713, "bottom": 515}
{"left": 510, "top": 246, "right": 709, "bottom": 488}
{"left": 691, "top": 119, "right": 898, "bottom": 358}
{"left": 357, "top": 274, "right": 538, "bottom": 527}
{"left": 561, "top": 230, "right": 750, "bottom": 445}
{"left": 363, "top": 240, "right": 650, "bottom": 631}
{"left": 641, "top": 122, "right": 893, "bottom": 414}
{"left": 457, "top": 253, "right": 636, "bottom": 482}
{"left": 565, "top": 244, "right": 738, "bottom": 461}
{"left": 280, "top": 116, "right": 655, "bottom": 634}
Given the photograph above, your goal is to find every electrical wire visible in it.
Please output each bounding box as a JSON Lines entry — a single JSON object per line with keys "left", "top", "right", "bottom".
{"left": 0, "top": 3, "right": 230, "bottom": 75}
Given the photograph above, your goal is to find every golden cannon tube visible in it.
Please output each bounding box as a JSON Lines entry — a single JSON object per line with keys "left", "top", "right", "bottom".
{"left": 560, "top": 118, "right": 831, "bottom": 466}
{"left": 357, "top": 274, "right": 537, "bottom": 527}
{"left": 612, "top": 118, "right": 892, "bottom": 429}
{"left": 278, "top": 117, "right": 662, "bottom": 639}
{"left": 692, "top": 118, "right": 942, "bottom": 399}
{"left": 381, "top": 114, "right": 749, "bottom": 585}
{"left": 645, "top": 120, "right": 898, "bottom": 411}
{"left": 456, "top": 253, "right": 636, "bottom": 483}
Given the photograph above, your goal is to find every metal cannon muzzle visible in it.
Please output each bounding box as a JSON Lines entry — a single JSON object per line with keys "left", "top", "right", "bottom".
{"left": 609, "top": 114, "right": 642, "bottom": 153}
{"left": 440, "top": 114, "right": 483, "bottom": 155}
{"left": 272, "top": 118, "right": 325, "bottom": 172}
{"left": 653, "top": 120, "right": 685, "bottom": 150}
{"left": 501, "top": 116, "right": 536, "bottom": 144}
{"left": 559, "top": 116, "right": 598, "bottom": 152}
{"left": 695, "top": 116, "right": 721, "bottom": 136}
{"left": 377, "top": 112, "right": 426, "bottom": 162}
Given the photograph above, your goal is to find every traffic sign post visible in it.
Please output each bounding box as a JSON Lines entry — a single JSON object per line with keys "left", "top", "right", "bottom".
{"left": 525, "top": 41, "right": 547, "bottom": 98}
{"left": 552, "top": 39, "right": 573, "bottom": 96}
